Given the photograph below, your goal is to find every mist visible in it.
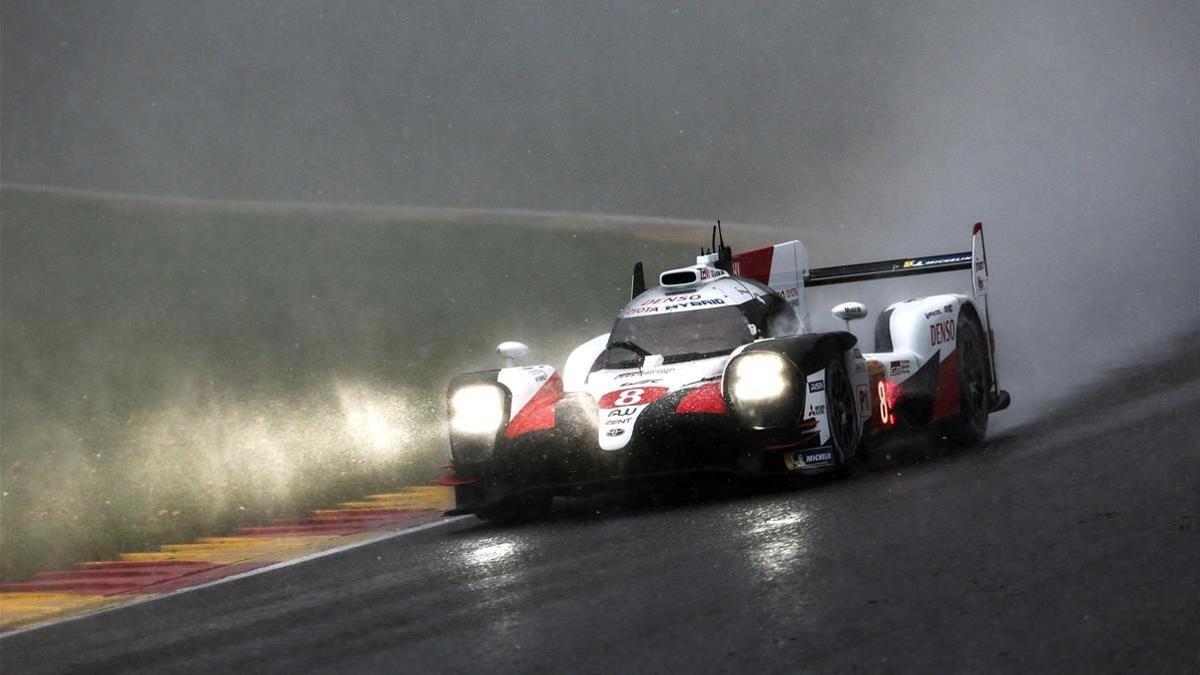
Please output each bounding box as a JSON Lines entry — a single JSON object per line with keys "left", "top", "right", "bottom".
{"left": 5, "top": 0, "right": 1196, "bottom": 340}
{"left": 0, "top": 2, "right": 1196, "bottom": 575}
{"left": 0, "top": 191, "right": 708, "bottom": 577}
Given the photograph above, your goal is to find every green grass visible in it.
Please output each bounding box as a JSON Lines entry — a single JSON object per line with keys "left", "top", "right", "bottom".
{"left": 0, "top": 188, "right": 706, "bottom": 580}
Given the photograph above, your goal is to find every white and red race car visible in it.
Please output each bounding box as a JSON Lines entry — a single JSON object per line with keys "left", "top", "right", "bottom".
{"left": 442, "top": 223, "right": 1010, "bottom": 521}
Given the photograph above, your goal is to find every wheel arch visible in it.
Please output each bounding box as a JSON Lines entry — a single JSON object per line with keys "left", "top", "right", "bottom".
{"left": 740, "top": 331, "right": 857, "bottom": 375}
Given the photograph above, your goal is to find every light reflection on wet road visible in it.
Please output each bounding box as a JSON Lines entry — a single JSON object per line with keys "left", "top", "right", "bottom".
{"left": 3, "top": 373, "right": 1198, "bottom": 673}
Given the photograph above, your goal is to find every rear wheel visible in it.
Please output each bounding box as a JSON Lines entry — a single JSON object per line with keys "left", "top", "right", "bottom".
{"left": 945, "top": 315, "right": 991, "bottom": 445}
{"left": 824, "top": 353, "right": 861, "bottom": 476}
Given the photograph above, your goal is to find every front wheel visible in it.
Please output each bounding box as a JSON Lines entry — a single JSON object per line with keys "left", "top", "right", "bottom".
{"left": 824, "top": 352, "right": 862, "bottom": 476}
{"left": 944, "top": 316, "right": 991, "bottom": 445}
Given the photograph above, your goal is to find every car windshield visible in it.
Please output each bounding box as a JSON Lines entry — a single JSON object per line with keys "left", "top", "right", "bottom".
{"left": 603, "top": 305, "right": 752, "bottom": 367}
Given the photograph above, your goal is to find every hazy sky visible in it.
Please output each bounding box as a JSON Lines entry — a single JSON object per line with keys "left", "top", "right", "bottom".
{"left": 3, "top": 1, "right": 1198, "bottom": 394}
{"left": 3, "top": 1, "right": 1193, "bottom": 224}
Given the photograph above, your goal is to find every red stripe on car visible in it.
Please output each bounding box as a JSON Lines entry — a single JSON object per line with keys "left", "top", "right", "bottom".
{"left": 675, "top": 382, "right": 728, "bottom": 414}
{"left": 731, "top": 245, "right": 774, "bottom": 283}
{"left": 931, "top": 350, "right": 962, "bottom": 418}
{"left": 504, "top": 372, "right": 564, "bottom": 438}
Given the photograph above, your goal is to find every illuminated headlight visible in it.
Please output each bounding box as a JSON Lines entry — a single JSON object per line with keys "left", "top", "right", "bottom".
{"left": 449, "top": 384, "right": 506, "bottom": 435}
{"left": 730, "top": 352, "right": 790, "bottom": 402}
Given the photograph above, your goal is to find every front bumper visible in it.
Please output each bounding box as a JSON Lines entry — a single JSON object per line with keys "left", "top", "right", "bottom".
{"left": 445, "top": 397, "right": 823, "bottom": 514}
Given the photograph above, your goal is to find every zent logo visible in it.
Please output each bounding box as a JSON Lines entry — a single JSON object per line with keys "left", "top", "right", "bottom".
{"left": 929, "top": 320, "right": 956, "bottom": 347}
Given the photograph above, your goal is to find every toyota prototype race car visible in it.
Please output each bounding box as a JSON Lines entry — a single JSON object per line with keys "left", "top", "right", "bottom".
{"left": 441, "top": 222, "right": 1011, "bottom": 521}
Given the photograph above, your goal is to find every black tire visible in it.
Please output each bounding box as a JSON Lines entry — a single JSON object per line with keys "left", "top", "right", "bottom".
{"left": 475, "top": 492, "right": 553, "bottom": 524}
{"left": 945, "top": 315, "right": 991, "bottom": 445}
{"left": 824, "top": 352, "right": 862, "bottom": 476}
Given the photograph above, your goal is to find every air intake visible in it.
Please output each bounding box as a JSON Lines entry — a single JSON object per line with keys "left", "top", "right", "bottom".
{"left": 660, "top": 270, "right": 699, "bottom": 287}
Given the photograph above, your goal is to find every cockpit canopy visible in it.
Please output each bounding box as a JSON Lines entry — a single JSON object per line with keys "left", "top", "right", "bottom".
{"left": 597, "top": 275, "right": 801, "bottom": 370}
{"left": 603, "top": 305, "right": 755, "bottom": 367}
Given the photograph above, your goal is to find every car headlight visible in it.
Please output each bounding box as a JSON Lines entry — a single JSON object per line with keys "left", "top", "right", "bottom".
{"left": 730, "top": 352, "right": 790, "bottom": 402}
{"left": 449, "top": 384, "right": 506, "bottom": 435}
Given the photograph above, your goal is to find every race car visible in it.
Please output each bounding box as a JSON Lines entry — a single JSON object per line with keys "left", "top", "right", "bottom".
{"left": 441, "top": 222, "right": 1010, "bottom": 521}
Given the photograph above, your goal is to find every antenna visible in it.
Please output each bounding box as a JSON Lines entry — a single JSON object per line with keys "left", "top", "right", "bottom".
{"left": 714, "top": 218, "right": 734, "bottom": 273}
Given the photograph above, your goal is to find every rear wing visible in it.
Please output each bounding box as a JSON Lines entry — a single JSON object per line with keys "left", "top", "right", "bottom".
{"left": 805, "top": 251, "right": 972, "bottom": 287}
{"left": 805, "top": 223, "right": 989, "bottom": 295}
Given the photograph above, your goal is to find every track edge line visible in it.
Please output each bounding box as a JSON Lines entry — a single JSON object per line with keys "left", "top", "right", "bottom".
{"left": 0, "top": 515, "right": 471, "bottom": 639}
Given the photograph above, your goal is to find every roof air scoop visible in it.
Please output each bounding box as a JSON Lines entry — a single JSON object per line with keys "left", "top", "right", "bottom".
{"left": 660, "top": 268, "right": 701, "bottom": 288}
{"left": 660, "top": 263, "right": 729, "bottom": 290}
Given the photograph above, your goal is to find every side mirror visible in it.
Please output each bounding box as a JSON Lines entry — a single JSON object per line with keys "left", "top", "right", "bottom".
{"left": 831, "top": 302, "right": 868, "bottom": 331}
{"left": 497, "top": 341, "right": 530, "bottom": 367}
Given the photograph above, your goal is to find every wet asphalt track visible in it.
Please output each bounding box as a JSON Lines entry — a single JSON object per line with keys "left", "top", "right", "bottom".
{"left": 4, "top": 352, "right": 1198, "bottom": 673}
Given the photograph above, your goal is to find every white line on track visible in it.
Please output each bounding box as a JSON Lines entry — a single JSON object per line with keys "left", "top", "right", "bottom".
{"left": 0, "top": 181, "right": 773, "bottom": 234}
{"left": 0, "top": 515, "right": 472, "bottom": 639}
